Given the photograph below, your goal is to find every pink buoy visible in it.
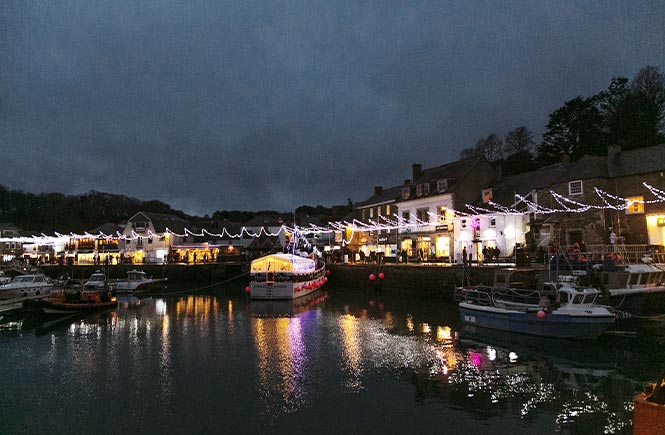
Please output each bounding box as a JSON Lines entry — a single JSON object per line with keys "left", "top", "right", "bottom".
{"left": 378, "top": 272, "right": 385, "bottom": 280}
{"left": 369, "top": 273, "right": 376, "bottom": 281}
{"left": 245, "top": 286, "right": 251, "bottom": 293}
{"left": 537, "top": 310, "right": 546, "bottom": 319}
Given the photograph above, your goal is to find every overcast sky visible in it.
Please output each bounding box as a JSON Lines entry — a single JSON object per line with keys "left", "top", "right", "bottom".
{"left": 1, "top": 1, "right": 664, "bottom": 216}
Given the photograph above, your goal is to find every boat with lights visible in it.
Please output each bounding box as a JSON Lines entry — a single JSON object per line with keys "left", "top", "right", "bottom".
{"left": 456, "top": 269, "right": 615, "bottom": 339}
{"left": 249, "top": 230, "right": 328, "bottom": 300}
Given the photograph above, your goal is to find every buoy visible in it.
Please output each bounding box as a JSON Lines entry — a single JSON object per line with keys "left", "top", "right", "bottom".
{"left": 537, "top": 310, "right": 546, "bottom": 319}
{"left": 245, "top": 286, "right": 251, "bottom": 293}
{"left": 369, "top": 273, "right": 376, "bottom": 281}
{"left": 326, "top": 270, "right": 331, "bottom": 275}
{"left": 378, "top": 272, "right": 385, "bottom": 280}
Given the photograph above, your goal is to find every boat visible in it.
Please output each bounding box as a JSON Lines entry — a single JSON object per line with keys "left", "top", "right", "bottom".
{"left": 249, "top": 230, "right": 328, "bottom": 300}
{"left": 114, "top": 269, "right": 166, "bottom": 294}
{"left": 0, "top": 273, "right": 53, "bottom": 300}
{"left": 23, "top": 288, "right": 117, "bottom": 315}
{"left": 456, "top": 269, "right": 615, "bottom": 339}
{"left": 0, "top": 271, "right": 11, "bottom": 285}
{"left": 83, "top": 271, "right": 114, "bottom": 291}
{"left": 634, "top": 370, "right": 665, "bottom": 435}
{"left": 550, "top": 247, "right": 665, "bottom": 317}
{"left": 251, "top": 290, "right": 328, "bottom": 317}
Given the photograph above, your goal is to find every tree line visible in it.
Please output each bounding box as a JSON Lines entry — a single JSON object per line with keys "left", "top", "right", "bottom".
{"left": 459, "top": 65, "right": 665, "bottom": 175}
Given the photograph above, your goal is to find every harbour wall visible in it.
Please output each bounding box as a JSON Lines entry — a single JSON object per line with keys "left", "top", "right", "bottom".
{"left": 34, "top": 263, "right": 499, "bottom": 300}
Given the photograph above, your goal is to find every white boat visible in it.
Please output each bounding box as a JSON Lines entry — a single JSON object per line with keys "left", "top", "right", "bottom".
{"left": 249, "top": 253, "right": 328, "bottom": 300}
{"left": 0, "top": 273, "right": 54, "bottom": 300}
{"left": 457, "top": 271, "right": 615, "bottom": 339}
{"left": 83, "top": 271, "right": 113, "bottom": 291}
{"left": 114, "top": 269, "right": 166, "bottom": 294}
{"left": 0, "top": 271, "right": 11, "bottom": 285}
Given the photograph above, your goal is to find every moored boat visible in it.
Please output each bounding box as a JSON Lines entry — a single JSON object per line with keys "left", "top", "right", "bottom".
{"left": 114, "top": 269, "right": 166, "bottom": 294}
{"left": 23, "top": 289, "right": 117, "bottom": 315}
{"left": 456, "top": 270, "right": 615, "bottom": 339}
{"left": 249, "top": 253, "right": 327, "bottom": 300}
{"left": 83, "top": 271, "right": 114, "bottom": 291}
{"left": 0, "top": 273, "right": 53, "bottom": 300}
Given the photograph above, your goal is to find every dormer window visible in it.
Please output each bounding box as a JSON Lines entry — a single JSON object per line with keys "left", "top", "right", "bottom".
{"left": 437, "top": 179, "right": 448, "bottom": 193}
{"left": 568, "top": 180, "right": 583, "bottom": 196}
{"left": 402, "top": 187, "right": 410, "bottom": 199}
{"left": 423, "top": 183, "right": 430, "bottom": 195}
{"left": 416, "top": 184, "right": 423, "bottom": 197}
{"left": 482, "top": 189, "right": 493, "bottom": 204}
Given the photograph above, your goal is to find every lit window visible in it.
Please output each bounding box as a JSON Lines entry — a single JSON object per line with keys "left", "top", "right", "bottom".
{"left": 626, "top": 196, "right": 644, "bottom": 214}
{"left": 482, "top": 189, "right": 493, "bottom": 203}
{"left": 568, "top": 180, "right": 583, "bottom": 196}
{"left": 438, "top": 206, "right": 447, "bottom": 222}
{"left": 369, "top": 207, "right": 374, "bottom": 218}
{"left": 386, "top": 204, "right": 391, "bottom": 215}
{"left": 423, "top": 183, "right": 430, "bottom": 195}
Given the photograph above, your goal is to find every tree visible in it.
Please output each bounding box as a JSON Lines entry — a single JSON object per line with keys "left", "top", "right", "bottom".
{"left": 599, "top": 67, "right": 665, "bottom": 150}
{"left": 537, "top": 96, "right": 607, "bottom": 165}
{"left": 504, "top": 126, "right": 535, "bottom": 155}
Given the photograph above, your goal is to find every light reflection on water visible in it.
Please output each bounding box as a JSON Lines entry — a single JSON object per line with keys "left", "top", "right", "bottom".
{"left": 0, "top": 287, "right": 661, "bottom": 434}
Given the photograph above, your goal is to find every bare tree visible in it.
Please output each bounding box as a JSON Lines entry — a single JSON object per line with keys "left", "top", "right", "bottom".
{"left": 504, "top": 126, "right": 535, "bottom": 155}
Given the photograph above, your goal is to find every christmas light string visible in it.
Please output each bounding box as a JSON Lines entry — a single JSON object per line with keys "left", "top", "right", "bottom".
{"left": 3, "top": 182, "right": 665, "bottom": 245}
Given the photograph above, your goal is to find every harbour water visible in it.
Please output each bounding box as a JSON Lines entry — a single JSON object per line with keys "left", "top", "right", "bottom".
{"left": 1, "top": 282, "right": 664, "bottom": 434}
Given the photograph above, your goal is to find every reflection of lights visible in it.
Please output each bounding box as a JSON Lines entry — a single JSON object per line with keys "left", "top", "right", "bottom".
{"left": 509, "top": 352, "right": 518, "bottom": 363}
{"left": 487, "top": 346, "right": 496, "bottom": 361}
{"left": 406, "top": 314, "right": 414, "bottom": 332}
{"left": 421, "top": 323, "right": 431, "bottom": 334}
{"left": 384, "top": 312, "right": 394, "bottom": 330}
{"left": 155, "top": 299, "right": 167, "bottom": 316}
{"left": 436, "top": 326, "right": 452, "bottom": 342}
{"left": 470, "top": 351, "right": 482, "bottom": 367}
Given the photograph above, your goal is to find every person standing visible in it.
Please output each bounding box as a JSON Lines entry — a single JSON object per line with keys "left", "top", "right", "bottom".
{"left": 462, "top": 246, "right": 467, "bottom": 266}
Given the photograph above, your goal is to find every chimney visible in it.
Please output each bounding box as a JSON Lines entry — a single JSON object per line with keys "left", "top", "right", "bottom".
{"left": 374, "top": 186, "right": 383, "bottom": 196}
{"left": 608, "top": 144, "right": 621, "bottom": 159}
{"left": 412, "top": 163, "right": 422, "bottom": 181}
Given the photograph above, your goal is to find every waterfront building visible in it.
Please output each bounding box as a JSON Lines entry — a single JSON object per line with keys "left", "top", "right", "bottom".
{"left": 121, "top": 212, "right": 194, "bottom": 264}
{"left": 350, "top": 185, "right": 403, "bottom": 260}
{"left": 397, "top": 158, "right": 496, "bottom": 263}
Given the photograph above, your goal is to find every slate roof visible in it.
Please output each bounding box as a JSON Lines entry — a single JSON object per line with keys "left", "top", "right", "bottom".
{"left": 487, "top": 163, "right": 569, "bottom": 207}
{"left": 354, "top": 185, "right": 404, "bottom": 209}
{"left": 408, "top": 156, "right": 483, "bottom": 196}
{"left": 128, "top": 212, "right": 191, "bottom": 233}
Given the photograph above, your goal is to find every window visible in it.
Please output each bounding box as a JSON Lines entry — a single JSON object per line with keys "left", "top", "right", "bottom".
{"left": 461, "top": 219, "right": 467, "bottom": 229}
{"left": 482, "top": 189, "right": 493, "bottom": 203}
{"left": 438, "top": 206, "right": 447, "bottom": 222}
{"left": 437, "top": 179, "right": 448, "bottom": 193}
{"left": 402, "top": 188, "right": 410, "bottom": 200}
{"left": 626, "top": 196, "right": 644, "bottom": 214}
{"left": 490, "top": 217, "right": 496, "bottom": 227}
{"left": 568, "top": 180, "right": 583, "bottom": 196}
{"left": 416, "top": 184, "right": 423, "bottom": 197}
{"left": 416, "top": 208, "right": 429, "bottom": 223}
{"left": 402, "top": 211, "right": 410, "bottom": 223}
{"left": 369, "top": 207, "right": 374, "bottom": 218}
{"left": 423, "top": 183, "right": 430, "bottom": 195}
{"left": 386, "top": 204, "right": 391, "bottom": 215}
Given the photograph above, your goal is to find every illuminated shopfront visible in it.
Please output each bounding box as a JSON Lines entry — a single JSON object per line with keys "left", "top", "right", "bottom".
{"left": 646, "top": 215, "right": 665, "bottom": 247}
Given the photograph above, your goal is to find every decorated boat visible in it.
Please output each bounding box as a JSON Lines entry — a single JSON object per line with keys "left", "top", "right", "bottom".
{"left": 456, "top": 270, "right": 615, "bottom": 339}
{"left": 249, "top": 253, "right": 327, "bottom": 300}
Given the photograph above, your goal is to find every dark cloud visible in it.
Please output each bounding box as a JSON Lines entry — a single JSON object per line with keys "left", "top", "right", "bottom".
{"left": 1, "top": 1, "right": 664, "bottom": 215}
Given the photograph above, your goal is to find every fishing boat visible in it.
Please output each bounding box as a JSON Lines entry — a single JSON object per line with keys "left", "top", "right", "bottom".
{"left": 23, "top": 288, "right": 117, "bottom": 315}
{"left": 456, "top": 269, "right": 615, "bottom": 339}
{"left": 249, "top": 230, "right": 327, "bottom": 300}
{"left": 0, "top": 273, "right": 53, "bottom": 299}
{"left": 114, "top": 269, "right": 166, "bottom": 294}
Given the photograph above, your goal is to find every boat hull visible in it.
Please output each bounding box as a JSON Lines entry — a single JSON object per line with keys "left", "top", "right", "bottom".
{"left": 23, "top": 298, "right": 117, "bottom": 315}
{"left": 459, "top": 302, "right": 615, "bottom": 339}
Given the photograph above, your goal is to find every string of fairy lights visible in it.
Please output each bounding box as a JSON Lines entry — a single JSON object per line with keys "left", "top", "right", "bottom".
{"left": 1, "top": 182, "right": 663, "bottom": 245}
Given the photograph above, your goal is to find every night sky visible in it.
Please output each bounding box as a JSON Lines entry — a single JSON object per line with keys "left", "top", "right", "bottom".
{"left": 1, "top": 1, "right": 664, "bottom": 216}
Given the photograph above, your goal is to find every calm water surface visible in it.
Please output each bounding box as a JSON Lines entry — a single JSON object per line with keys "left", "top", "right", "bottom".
{"left": 2, "top": 283, "right": 665, "bottom": 434}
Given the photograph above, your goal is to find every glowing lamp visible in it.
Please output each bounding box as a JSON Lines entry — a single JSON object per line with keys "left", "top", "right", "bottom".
{"left": 537, "top": 310, "right": 546, "bottom": 319}
{"left": 378, "top": 272, "right": 385, "bottom": 279}
{"left": 369, "top": 273, "right": 376, "bottom": 281}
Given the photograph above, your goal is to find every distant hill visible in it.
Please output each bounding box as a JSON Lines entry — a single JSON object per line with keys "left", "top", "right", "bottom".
{"left": 0, "top": 186, "right": 351, "bottom": 234}
{"left": 0, "top": 186, "right": 189, "bottom": 234}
